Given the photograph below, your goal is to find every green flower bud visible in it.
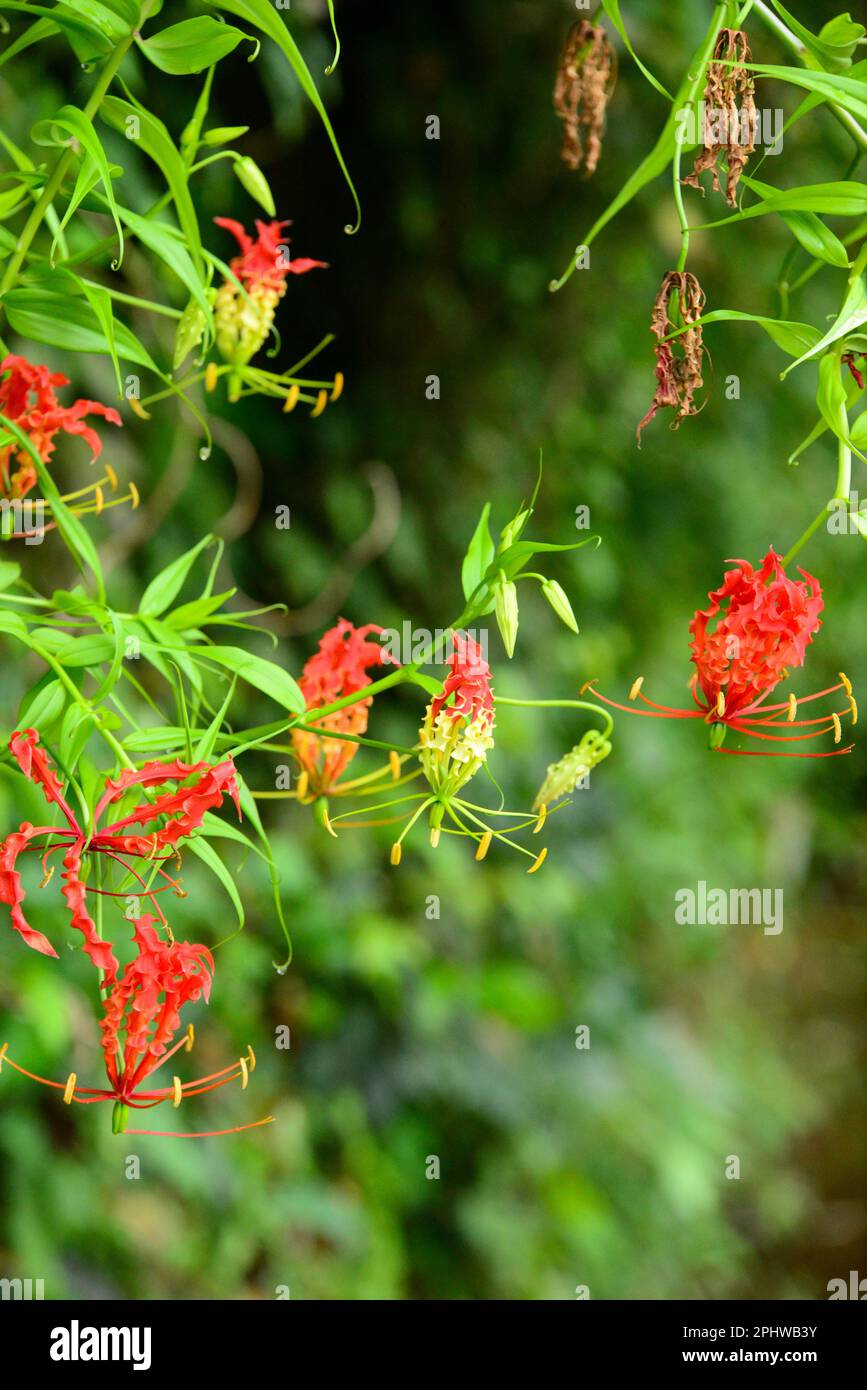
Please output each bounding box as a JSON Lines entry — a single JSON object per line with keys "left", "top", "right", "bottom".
{"left": 234, "top": 156, "right": 276, "bottom": 217}
{"left": 495, "top": 575, "right": 519, "bottom": 657}
{"left": 541, "top": 579, "right": 579, "bottom": 634}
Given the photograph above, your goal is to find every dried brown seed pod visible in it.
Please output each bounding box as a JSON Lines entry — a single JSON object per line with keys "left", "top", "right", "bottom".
{"left": 636, "top": 271, "right": 706, "bottom": 444}
{"left": 681, "top": 28, "right": 758, "bottom": 207}
{"left": 553, "top": 20, "right": 616, "bottom": 176}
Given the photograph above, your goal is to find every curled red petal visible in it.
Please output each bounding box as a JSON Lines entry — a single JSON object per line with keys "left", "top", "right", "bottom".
{"left": 61, "top": 840, "right": 119, "bottom": 981}
{"left": 0, "top": 825, "right": 59, "bottom": 957}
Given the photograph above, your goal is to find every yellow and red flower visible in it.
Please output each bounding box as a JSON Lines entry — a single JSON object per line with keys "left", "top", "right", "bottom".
{"left": 213, "top": 216, "right": 327, "bottom": 367}
{"left": 586, "top": 549, "right": 856, "bottom": 755}
{"left": 291, "top": 619, "right": 388, "bottom": 797}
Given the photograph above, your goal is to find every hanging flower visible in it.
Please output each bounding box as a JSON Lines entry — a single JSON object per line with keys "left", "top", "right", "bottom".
{"left": 0, "top": 916, "right": 271, "bottom": 1138}
{"left": 681, "top": 28, "right": 757, "bottom": 207}
{"left": 0, "top": 355, "right": 123, "bottom": 520}
{"left": 0, "top": 729, "right": 241, "bottom": 972}
{"left": 636, "top": 272, "right": 706, "bottom": 444}
{"left": 553, "top": 20, "right": 616, "bottom": 175}
{"left": 213, "top": 217, "right": 327, "bottom": 368}
{"left": 585, "top": 550, "right": 857, "bottom": 755}
{"left": 291, "top": 619, "right": 388, "bottom": 797}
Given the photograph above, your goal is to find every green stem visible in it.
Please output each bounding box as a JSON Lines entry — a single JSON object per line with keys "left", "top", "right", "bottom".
{"left": 496, "top": 695, "right": 614, "bottom": 739}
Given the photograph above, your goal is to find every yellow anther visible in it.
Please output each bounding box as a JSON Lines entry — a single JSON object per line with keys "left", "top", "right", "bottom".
{"left": 322, "top": 808, "right": 338, "bottom": 839}
{"left": 389, "top": 750, "right": 401, "bottom": 781}
{"left": 246, "top": 1045, "right": 256, "bottom": 1073}
{"left": 475, "top": 830, "right": 493, "bottom": 861}
{"left": 94, "top": 486, "right": 104, "bottom": 515}
{"left": 204, "top": 362, "right": 219, "bottom": 392}
{"left": 310, "top": 388, "right": 328, "bottom": 418}
{"left": 628, "top": 676, "right": 644, "bottom": 702}
{"left": 390, "top": 842, "right": 402, "bottom": 867}
{"left": 295, "top": 770, "right": 309, "bottom": 800}
{"left": 0, "top": 1042, "right": 8, "bottom": 1070}
{"left": 330, "top": 371, "right": 344, "bottom": 402}
{"left": 429, "top": 825, "right": 441, "bottom": 848}
{"left": 184, "top": 1024, "right": 195, "bottom": 1053}
{"left": 839, "top": 671, "right": 852, "bottom": 696}
{"left": 715, "top": 691, "right": 726, "bottom": 717}
{"left": 832, "top": 713, "right": 842, "bottom": 744}
{"left": 105, "top": 463, "right": 118, "bottom": 490}
{"left": 579, "top": 679, "right": 595, "bottom": 696}
{"left": 534, "top": 803, "right": 548, "bottom": 834}
{"left": 63, "top": 1072, "right": 77, "bottom": 1105}
{"left": 128, "top": 395, "right": 151, "bottom": 420}
{"left": 129, "top": 482, "right": 140, "bottom": 510}
{"left": 787, "top": 693, "right": 797, "bottom": 723}
{"left": 527, "top": 847, "right": 548, "bottom": 875}
{"left": 849, "top": 694, "right": 858, "bottom": 725}
{"left": 172, "top": 1076, "right": 182, "bottom": 1107}
{"left": 40, "top": 864, "right": 55, "bottom": 888}
{"left": 283, "top": 384, "right": 300, "bottom": 413}
{"left": 238, "top": 1056, "right": 249, "bottom": 1090}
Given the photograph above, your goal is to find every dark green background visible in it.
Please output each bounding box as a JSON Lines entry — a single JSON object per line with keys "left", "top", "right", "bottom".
{"left": 0, "top": 0, "right": 864, "bottom": 1299}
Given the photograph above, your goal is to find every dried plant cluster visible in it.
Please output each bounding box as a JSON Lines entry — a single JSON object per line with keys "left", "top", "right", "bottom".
{"left": 682, "top": 28, "right": 758, "bottom": 206}
{"left": 553, "top": 20, "right": 616, "bottom": 175}
{"left": 636, "top": 271, "right": 706, "bottom": 443}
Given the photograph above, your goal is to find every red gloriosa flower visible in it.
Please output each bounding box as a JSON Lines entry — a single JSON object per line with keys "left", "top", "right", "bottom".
{"left": 1, "top": 916, "right": 270, "bottom": 1138}
{"left": 0, "top": 354, "right": 121, "bottom": 498}
{"left": 0, "top": 729, "right": 241, "bottom": 973}
{"left": 214, "top": 217, "right": 327, "bottom": 291}
{"left": 292, "top": 619, "right": 387, "bottom": 793}
{"left": 586, "top": 550, "right": 856, "bottom": 755}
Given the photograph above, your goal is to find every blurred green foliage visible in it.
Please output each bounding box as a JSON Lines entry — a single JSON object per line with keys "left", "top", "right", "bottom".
{"left": 0, "top": 0, "right": 865, "bottom": 1300}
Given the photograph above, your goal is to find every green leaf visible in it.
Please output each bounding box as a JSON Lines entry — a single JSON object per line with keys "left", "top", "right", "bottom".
{"left": 747, "top": 64, "right": 867, "bottom": 125}
{"left": 680, "top": 309, "right": 821, "bottom": 359}
{"left": 0, "top": 16, "right": 58, "bottom": 71}
{"left": 100, "top": 95, "right": 205, "bottom": 278}
{"left": 31, "top": 105, "right": 124, "bottom": 265}
{"left": 137, "top": 16, "right": 251, "bottom": 74}
{"left": 139, "top": 535, "right": 215, "bottom": 617}
{"left": 741, "top": 174, "right": 850, "bottom": 268}
{"left": 165, "top": 591, "right": 235, "bottom": 631}
{"left": 600, "top": 0, "right": 672, "bottom": 100}
{"left": 113, "top": 204, "right": 214, "bottom": 332}
{"left": 202, "top": 0, "right": 360, "bottom": 233}
{"left": 190, "top": 644, "right": 306, "bottom": 713}
{"left": 461, "top": 503, "right": 495, "bottom": 601}
{"left": 780, "top": 277, "right": 867, "bottom": 376}
{"left": 699, "top": 182, "right": 867, "bottom": 229}
{"left": 3, "top": 285, "right": 158, "bottom": 369}
{"left": 769, "top": 3, "right": 864, "bottom": 70}
{"left": 18, "top": 675, "right": 66, "bottom": 731}
{"left": 185, "top": 833, "right": 244, "bottom": 928}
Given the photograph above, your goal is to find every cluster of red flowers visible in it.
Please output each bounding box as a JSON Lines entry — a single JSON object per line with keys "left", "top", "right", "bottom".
{"left": 0, "top": 354, "right": 121, "bottom": 499}
{"left": 588, "top": 550, "right": 856, "bottom": 756}
{"left": 0, "top": 731, "right": 270, "bottom": 1137}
